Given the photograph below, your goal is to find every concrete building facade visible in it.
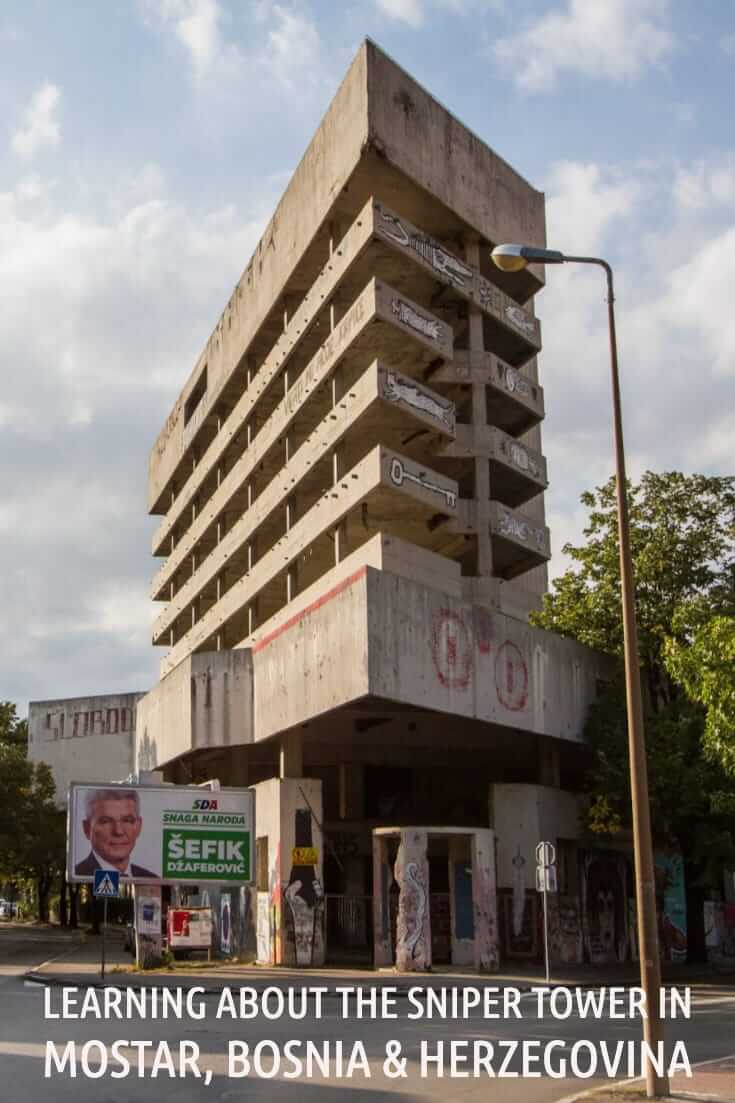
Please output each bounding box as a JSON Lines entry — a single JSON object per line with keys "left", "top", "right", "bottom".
{"left": 28, "top": 693, "right": 143, "bottom": 806}
{"left": 138, "top": 41, "right": 613, "bottom": 970}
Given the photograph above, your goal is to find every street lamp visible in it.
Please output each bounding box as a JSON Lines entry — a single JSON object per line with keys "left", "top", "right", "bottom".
{"left": 491, "top": 243, "right": 668, "bottom": 1099}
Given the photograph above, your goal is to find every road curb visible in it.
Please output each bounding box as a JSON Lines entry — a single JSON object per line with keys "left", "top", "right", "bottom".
{"left": 555, "top": 1050, "right": 735, "bottom": 1103}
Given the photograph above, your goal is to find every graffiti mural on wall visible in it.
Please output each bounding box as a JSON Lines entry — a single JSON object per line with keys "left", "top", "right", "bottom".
{"left": 655, "top": 852, "right": 687, "bottom": 962}
{"left": 581, "top": 852, "right": 629, "bottom": 965}
{"left": 394, "top": 833, "right": 430, "bottom": 971}
{"left": 389, "top": 456, "right": 457, "bottom": 509}
{"left": 284, "top": 807, "right": 324, "bottom": 967}
{"left": 556, "top": 900, "right": 584, "bottom": 964}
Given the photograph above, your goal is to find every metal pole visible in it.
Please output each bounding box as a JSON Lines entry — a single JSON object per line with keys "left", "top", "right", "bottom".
{"left": 491, "top": 246, "right": 668, "bottom": 1096}
{"left": 562, "top": 256, "right": 668, "bottom": 1097}
{"left": 601, "top": 260, "right": 668, "bottom": 1098}
{"left": 542, "top": 878, "right": 550, "bottom": 985}
{"left": 101, "top": 897, "right": 107, "bottom": 980}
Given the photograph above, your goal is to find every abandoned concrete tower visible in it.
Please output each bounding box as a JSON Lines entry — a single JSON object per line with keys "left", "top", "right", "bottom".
{"left": 139, "top": 40, "right": 608, "bottom": 969}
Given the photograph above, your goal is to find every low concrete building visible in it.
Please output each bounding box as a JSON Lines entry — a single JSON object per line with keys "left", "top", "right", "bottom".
{"left": 28, "top": 693, "right": 143, "bottom": 807}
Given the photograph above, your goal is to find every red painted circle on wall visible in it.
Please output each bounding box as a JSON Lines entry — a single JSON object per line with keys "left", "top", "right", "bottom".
{"left": 431, "top": 610, "right": 473, "bottom": 690}
{"left": 495, "top": 641, "right": 529, "bottom": 711}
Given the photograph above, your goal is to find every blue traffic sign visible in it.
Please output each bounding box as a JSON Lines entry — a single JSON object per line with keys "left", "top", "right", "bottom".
{"left": 93, "top": 869, "right": 120, "bottom": 898}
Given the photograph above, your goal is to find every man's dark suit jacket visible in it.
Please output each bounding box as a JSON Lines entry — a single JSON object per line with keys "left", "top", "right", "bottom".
{"left": 74, "top": 852, "right": 158, "bottom": 879}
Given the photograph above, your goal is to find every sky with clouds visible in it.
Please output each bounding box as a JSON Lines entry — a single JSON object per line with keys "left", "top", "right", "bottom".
{"left": 1, "top": 0, "right": 733, "bottom": 712}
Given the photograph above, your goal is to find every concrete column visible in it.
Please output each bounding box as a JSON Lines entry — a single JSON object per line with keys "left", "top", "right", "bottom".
{"left": 279, "top": 730, "right": 303, "bottom": 779}
{"left": 394, "top": 829, "right": 431, "bottom": 971}
{"left": 253, "top": 776, "right": 325, "bottom": 968}
{"left": 372, "top": 834, "right": 393, "bottom": 968}
{"left": 464, "top": 238, "right": 493, "bottom": 577}
{"left": 472, "top": 828, "right": 500, "bottom": 972}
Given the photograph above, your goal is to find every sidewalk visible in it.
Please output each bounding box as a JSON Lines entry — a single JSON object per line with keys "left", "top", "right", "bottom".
{"left": 561, "top": 1053, "right": 735, "bottom": 1103}
{"left": 23, "top": 929, "right": 735, "bottom": 996}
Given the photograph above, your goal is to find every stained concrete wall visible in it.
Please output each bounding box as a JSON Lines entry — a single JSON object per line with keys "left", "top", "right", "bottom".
{"left": 368, "top": 569, "right": 608, "bottom": 741}
{"left": 147, "top": 47, "right": 370, "bottom": 512}
{"left": 253, "top": 777, "right": 324, "bottom": 967}
{"left": 248, "top": 563, "right": 608, "bottom": 747}
{"left": 28, "top": 693, "right": 143, "bottom": 806}
{"left": 492, "top": 783, "right": 584, "bottom": 889}
{"left": 148, "top": 41, "right": 547, "bottom": 515}
{"left": 135, "top": 650, "right": 253, "bottom": 772}
{"left": 365, "top": 41, "right": 546, "bottom": 268}
{"left": 252, "top": 570, "right": 371, "bottom": 742}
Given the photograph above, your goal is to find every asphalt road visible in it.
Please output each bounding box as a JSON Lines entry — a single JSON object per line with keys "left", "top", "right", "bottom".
{"left": 1, "top": 929, "right": 734, "bottom": 1103}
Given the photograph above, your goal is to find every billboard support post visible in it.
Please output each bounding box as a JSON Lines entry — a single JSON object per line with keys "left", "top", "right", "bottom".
{"left": 101, "top": 897, "right": 108, "bottom": 979}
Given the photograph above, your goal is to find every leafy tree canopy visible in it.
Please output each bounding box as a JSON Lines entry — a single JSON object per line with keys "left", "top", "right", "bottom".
{"left": 0, "top": 705, "right": 65, "bottom": 918}
{"left": 532, "top": 471, "right": 735, "bottom": 870}
{"left": 0, "top": 701, "right": 28, "bottom": 748}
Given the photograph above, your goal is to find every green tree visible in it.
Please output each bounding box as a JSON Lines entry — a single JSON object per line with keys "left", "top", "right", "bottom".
{"left": 532, "top": 471, "right": 735, "bottom": 962}
{"left": 0, "top": 739, "right": 65, "bottom": 921}
{"left": 665, "top": 615, "right": 735, "bottom": 780}
{"left": 0, "top": 701, "right": 28, "bottom": 748}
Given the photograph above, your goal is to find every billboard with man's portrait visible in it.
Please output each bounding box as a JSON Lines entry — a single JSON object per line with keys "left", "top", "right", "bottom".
{"left": 67, "top": 782, "right": 254, "bottom": 885}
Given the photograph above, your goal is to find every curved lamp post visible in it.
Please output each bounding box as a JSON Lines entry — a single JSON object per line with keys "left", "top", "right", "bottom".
{"left": 491, "top": 243, "right": 668, "bottom": 1099}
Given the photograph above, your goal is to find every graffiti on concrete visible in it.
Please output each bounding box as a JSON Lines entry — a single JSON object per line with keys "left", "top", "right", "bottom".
{"left": 582, "top": 851, "right": 629, "bottom": 965}
{"left": 389, "top": 456, "right": 457, "bottom": 509}
{"left": 557, "top": 900, "right": 584, "bottom": 964}
{"left": 500, "top": 437, "right": 541, "bottom": 479}
{"left": 45, "top": 707, "right": 134, "bottom": 741}
{"left": 402, "top": 862, "right": 427, "bottom": 960}
{"left": 430, "top": 610, "right": 473, "bottom": 690}
{"left": 505, "top": 304, "right": 537, "bottom": 337}
{"left": 511, "top": 847, "right": 526, "bottom": 937}
{"left": 378, "top": 208, "right": 472, "bottom": 289}
{"left": 284, "top": 807, "right": 324, "bottom": 968}
{"left": 655, "top": 852, "right": 687, "bottom": 963}
{"left": 394, "top": 835, "right": 430, "bottom": 971}
{"left": 428, "top": 607, "right": 530, "bottom": 709}
{"left": 472, "top": 607, "right": 494, "bottom": 655}
{"left": 391, "top": 297, "right": 443, "bottom": 343}
{"left": 495, "top": 641, "right": 529, "bottom": 712}
{"left": 256, "top": 892, "right": 270, "bottom": 963}
{"left": 382, "top": 371, "right": 455, "bottom": 430}
{"left": 498, "top": 362, "right": 532, "bottom": 400}
{"left": 497, "top": 508, "right": 547, "bottom": 551}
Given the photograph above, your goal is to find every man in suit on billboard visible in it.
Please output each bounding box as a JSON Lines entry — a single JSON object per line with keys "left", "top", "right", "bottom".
{"left": 75, "top": 788, "right": 158, "bottom": 879}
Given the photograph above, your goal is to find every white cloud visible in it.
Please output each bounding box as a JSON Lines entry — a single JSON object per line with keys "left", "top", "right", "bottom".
{"left": 0, "top": 158, "right": 278, "bottom": 706}
{"left": 494, "top": 0, "right": 675, "bottom": 92}
{"left": 673, "top": 154, "right": 735, "bottom": 211}
{"left": 376, "top": 0, "right": 424, "bottom": 26}
{"left": 375, "top": 0, "right": 502, "bottom": 24}
{"left": 546, "top": 161, "right": 641, "bottom": 255}
{"left": 141, "top": 0, "right": 237, "bottom": 80}
{"left": 259, "top": 5, "right": 322, "bottom": 94}
{"left": 11, "top": 83, "right": 61, "bottom": 158}
{"left": 538, "top": 156, "right": 735, "bottom": 580}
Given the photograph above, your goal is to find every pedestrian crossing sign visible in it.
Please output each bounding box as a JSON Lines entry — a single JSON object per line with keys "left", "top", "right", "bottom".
{"left": 93, "top": 869, "right": 120, "bottom": 898}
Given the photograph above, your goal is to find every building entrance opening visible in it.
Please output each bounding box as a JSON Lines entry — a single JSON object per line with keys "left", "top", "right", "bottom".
{"left": 372, "top": 826, "right": 499, "bottom": 972}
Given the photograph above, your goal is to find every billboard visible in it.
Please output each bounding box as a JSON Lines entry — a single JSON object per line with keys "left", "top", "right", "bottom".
{"left": 67, "top": 783, "right": 254, "bottom": 885}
